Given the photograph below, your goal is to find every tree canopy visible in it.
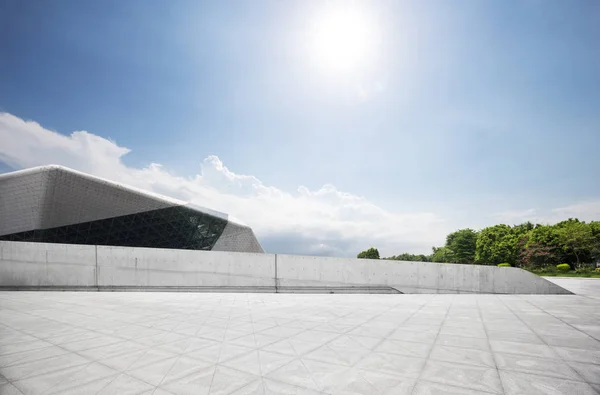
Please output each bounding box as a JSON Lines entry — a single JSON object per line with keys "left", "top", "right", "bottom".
{"left": 446, "top": 229, "right": 478, "bottom": 264}
{"left": 357, "top": 247, "right": 380, "bottom": 259}
{"left": 368, "top": 219, "right": 600, "bottom": 268}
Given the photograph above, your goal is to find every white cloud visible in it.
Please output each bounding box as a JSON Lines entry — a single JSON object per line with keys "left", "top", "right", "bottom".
{"left": 492, "top": 203, "right": 600, "bottom": 227}
{"left": 491, "top": 209, "right": 541, "bottom": 224}
{"left": 0, "top": 112, "right": 450, "bottom": 257}
{"left": 551, "top": 201, "right": 600, "bottom": 221}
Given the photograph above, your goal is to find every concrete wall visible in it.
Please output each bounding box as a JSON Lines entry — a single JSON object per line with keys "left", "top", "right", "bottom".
{"left": 0, "top": 241, "right": 571, "bottom": 294}
{"left": 96, "top": 245, "right": 273, "bottom": 289}
{"left": 275, "top": 255, "right": 571, "bottom": 294}
{"left": 0, "top": 241, "right": 96, "bottom": 287}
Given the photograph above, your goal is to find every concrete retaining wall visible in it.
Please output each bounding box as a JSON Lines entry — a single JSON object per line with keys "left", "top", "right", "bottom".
{"left": 0, "top": 241, "right": 571, "bottom": 294}
{"left": 0, "top": 241, "right": 96, "bottom": 287}
{"left": 275, "top": 255, "right": 571, "bottom": 294}
{"left": 96, "top": 245, "right": 273, "bottom": 288}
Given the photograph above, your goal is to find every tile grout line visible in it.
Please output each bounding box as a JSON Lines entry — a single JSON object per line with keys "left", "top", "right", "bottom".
{"left": 496, "top": 295, "right": 592, "bottom": 386}
{"left": 519, "top": 296, "right": 600, "bottom": 343}
{"left": 477, "top": 295, "right": 507, "bottom": 395}
{"left": 409, "top": 295, "right": 454, "bottom": 395}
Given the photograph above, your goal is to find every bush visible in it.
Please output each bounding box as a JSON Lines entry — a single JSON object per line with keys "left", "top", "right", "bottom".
{"left": 595, "top": 268, "right": 600, "bottom": 273}
{"left": 556, "top": 264, "right": 571, "bottom": 272}
{"left": 357, "top": 247, "right": 380, "bottom": 260}
{"left": 498, "top": 263, "right": 511, "bottom": 267}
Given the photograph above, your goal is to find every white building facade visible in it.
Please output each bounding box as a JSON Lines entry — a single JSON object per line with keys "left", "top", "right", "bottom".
{"left": 0, "top": 165, "right": 264, "bottom": 253}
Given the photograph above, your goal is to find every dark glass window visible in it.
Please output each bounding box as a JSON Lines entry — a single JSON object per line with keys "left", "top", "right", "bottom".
{"left": 0, "top": 206, "right": 228, "bottom": 250}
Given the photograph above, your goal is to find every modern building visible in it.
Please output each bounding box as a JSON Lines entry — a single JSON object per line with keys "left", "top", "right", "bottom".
{"left": 0, "top": 165, "right": 264, "bottom": 253}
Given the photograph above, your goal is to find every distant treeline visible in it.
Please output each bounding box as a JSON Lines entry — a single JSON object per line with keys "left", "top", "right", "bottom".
{"left": 359, "top": 219, "right": 600, "bottom": 268}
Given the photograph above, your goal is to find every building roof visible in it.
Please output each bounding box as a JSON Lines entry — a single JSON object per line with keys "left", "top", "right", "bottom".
{"left": 0, "top": 165, "right": 264, "bottom": 253}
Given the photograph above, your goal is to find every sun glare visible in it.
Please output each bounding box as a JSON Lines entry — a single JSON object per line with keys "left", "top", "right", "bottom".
{"left": 310, "top": 7, "right": 376, "bottom": 74}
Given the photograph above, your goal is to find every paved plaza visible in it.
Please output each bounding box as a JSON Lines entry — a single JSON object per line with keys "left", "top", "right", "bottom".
{"left": 1, "top": 280, "right": 599, "bottom": 395}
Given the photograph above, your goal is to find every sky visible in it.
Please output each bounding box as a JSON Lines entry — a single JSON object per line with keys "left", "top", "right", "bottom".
{"left": 1, "top": 0, "right": 599, "bottom": 257}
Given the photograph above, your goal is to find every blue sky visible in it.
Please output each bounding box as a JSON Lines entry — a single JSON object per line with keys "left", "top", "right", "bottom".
{"left": 1, "top": 0, "right": 599, "bottom": 256}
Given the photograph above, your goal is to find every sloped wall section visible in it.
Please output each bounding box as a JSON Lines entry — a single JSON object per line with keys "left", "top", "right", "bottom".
{"left": 0, "top": 241, "right": 572, "bottom": 294}
{"left": 275, "top": 254, "right": 572, "bottom": 294}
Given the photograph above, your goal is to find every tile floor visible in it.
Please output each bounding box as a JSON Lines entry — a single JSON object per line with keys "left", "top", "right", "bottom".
{"left": 1, "top": 280, "right": 599, "bottom": 394}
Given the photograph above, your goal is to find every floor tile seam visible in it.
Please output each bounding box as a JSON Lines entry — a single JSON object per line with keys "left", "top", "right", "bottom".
{"left": 153, "top": 351, "right": 189, "bottom": 389}
{"left": 483, "top": 328, "right": 540, "bottom": 336}
{"left": 493, "top": 362, "right": 589, "bottom": 383}
{"left": 300, "top": 354, "right": 358, "bottom": 369}
{"left": 432, "top": 331, "right": 489, "bottom": 340}
{"left": 5, "top": 310, "right": 148, "bottom": 347}
{"left": 429, "top": 340, "right": 495, "bottom": 354}
{"left": 424, "top": 352, "right": 497, "bottom": 369}
{"left": 102, "top": 337, "right": 238, "bottom": 390}
{"left": 249, "top": 303, "right": 419, "bottom": 390}
{"left": 55, "top": 337, "right": 131, "bottom": 354}
{"left": 477, "top": 297, "right": 511, "bottom": 395}
{"left": 131, "top": 321, "right": 245, "bottom": 348}
{"left": 195, "top": 316, "right": 285, "bottom": 342}
{"left": 0, "top": 372, "right": 17, "bottom": 388}
{"left": 206, "top": 305, "right": 236, "bottom": 395}
{"left": 550, "top": 351, "right": 600, "bottom": 366}
{"left": 0, "top": 333, "right": 109, "bottom": 381}
{"left": 499, "top": 370, "right": 600, "bottom": 393}
{"left": 22, "top": 359, "right": 99, "bottom": 395}
{"left": 418, "top": 367, "right": 504, "bottom": 394}
{"left": 113, "top": 345, "right": 182, "bottom": 373}
{"left": 226, "top": 377, "right": 268, "bottom": 395}
{"left": 500, "top": 296, "right": 591, "bottom": 385}
{"left": 40, "top": 371, "right": 124, "bottom": 395}
{"left": 0, "top": 344, "right": 73, "bottom": 365}
{"left": 0, "top": 322, "right": 46, "bottom": 340}
{"left": 179, "top": 339, "right": 260, "bottom": 362}
{"left": 355, "top": 302, "right": 432, "bottom": 360}
{"left": 87, "top": 370, "right": 132, "bottom": 395}
{"left": 431, "top": 343, "right": 493, "bottom": 354}
{"left": 255, "top": 375, "right": 328, "bottom": 395}
{"left": 352, "top": 363, "right": 428, "bottom": 383}
{"left": 174, "top": 360, "right": 260, "bottom": 385}
{"left": 0, "top": 334, "right": 53, "bottom": 346}
{"left": 296, "top": 357, "right": 328, "bottom": 393}
{"left": 416, "top": 378, "right": 500, "bottom": 395}
{"left": 93, "top": 359, "right": 164, "bottom": 392}
{"left": 0, "top": 354, "right": 93, "bottom": 383}
{"left": 335, "top": 368, "right": 387, "bottom": 395}
{"left": 518, "top": 296, "right": 600, "bottom": 339}
{"left": 491, "top": 343, "right": 599, "bottom": 359}
{"left": 248, "top": 302, "right": 413, "bottom": 364}
{"left": 15, "top": 310, "right": 135, "bottom": 329}
{"left": 0, "top": 382, "right": 25, "bottom": 395}
{"left": 409, "top": 297, "right": 454, "bottom": 395}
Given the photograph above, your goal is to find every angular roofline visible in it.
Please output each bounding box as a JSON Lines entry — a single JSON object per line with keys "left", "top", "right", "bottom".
{"left": 0, "top": 164, "right": 188, "bottom": 207}
{"left": 0, "top": 164, "right": 62, "bottom": 180}
{"left": 0, "top": 165, "right": 259, "bottom": 227}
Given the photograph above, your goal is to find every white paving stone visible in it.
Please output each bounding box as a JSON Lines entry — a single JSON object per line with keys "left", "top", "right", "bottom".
{"left": 1, "top": 280, "right": 600, "bottom": 394}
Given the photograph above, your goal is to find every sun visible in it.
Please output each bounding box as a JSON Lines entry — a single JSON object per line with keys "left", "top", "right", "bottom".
{"left": 310, "top": 7, "right": 376, "bottom": 74}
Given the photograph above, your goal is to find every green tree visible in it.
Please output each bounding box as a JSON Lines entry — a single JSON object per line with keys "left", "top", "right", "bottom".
{"left": 524, "top": 225, "right": 563, "bottom": 266}
{"left": 557, "top": 221, "right": 595, "bottom": 266}
{"left": 431, "top": 246, "right": 454, "bottom": 263}
{"left": 475, "top": 224, "right": 518, "bottom": 265}
{"left": 589, "top": 221, "right": 600, "bottom": 262}
{"left": 446, "top": 229, "right": 478, "bottom": 264}
{"left": 386, "top": 253, "right": 430, "bottom": 262}
{"left": 519, "top": 238, "right": 558, "bottom": 268}
{"left": 513, "top": 221, "right": 535, "bottom": 234}
{"left": 357, "top": 247, "right": 380, "bottom": 259}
